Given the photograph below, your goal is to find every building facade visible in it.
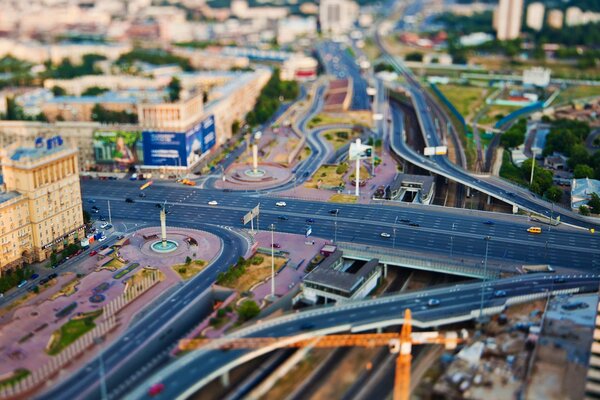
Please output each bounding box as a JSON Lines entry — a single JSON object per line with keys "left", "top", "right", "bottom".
{"left": 319, "top": 0, "right": 359, "bottom": 36}
{"left": 495, "top": 0, "right": 523, "bottom": 40}
{"left": 547, "top": 9, "right": 564, "bottom": 29}
{"left": 526, "top": 2, "right": 545, "bottom": 31}
{"left": 0, "top": 141, "right": 84, "bottom": 273}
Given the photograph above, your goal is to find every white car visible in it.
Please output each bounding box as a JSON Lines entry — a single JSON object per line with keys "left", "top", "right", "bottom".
{"left": 276, "top": 201, "right": 287, "bottom": 207}
{"left": 100, "top": 222, "right": 109, "bottom": 229}
{"left": 208, "top": 200, "right": 218, "bottom": 206}
{"left": 380, "top": 233, "right": 391, "bottom": 238}
{"left": 98, "top": 236, "right": 107, "bottom": 242}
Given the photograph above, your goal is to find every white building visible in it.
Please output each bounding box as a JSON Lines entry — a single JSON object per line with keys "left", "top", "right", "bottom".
{"left": 526, "top": 2, "right": 545, "bottom": 31}
{"left": 495, "top": 0, "right": 523, "bottom": 40}
{"left": 459, "top": 32, "right": 494, "bottom": 47}
{"left": 319, "top": 0, "right": 359, "bottom": 36}
{"left": 566, "top": 7, "right": 583, "bottom": 26}
{"left": 230, "top": 0, "right": 288, "bottom": 20}
{"left": 276, "top": 16, "right": 317, "bottom": 45}
{"left": 280, "top": 55, "right": 318, "bottom": 81}
{"left": 547, "top": 9, "right": 564, "bottom": 29}
{"left": 523, "top": 67, "right": 551, "bottom": 88}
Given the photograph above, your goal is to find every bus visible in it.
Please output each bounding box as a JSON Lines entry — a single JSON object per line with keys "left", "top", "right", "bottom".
{"left": 140, "top": 180, "right": 153, "bottom": 190}
{"left": 517, "top": 264, "right": 554, "bottom": 274}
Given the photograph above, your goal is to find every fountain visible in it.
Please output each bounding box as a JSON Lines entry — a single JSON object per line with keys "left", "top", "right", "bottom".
{"left": 243, "top": 144, "right": 266, "bottom": 178}
{"left": 150, "top": 204, "right": 178, "bottom": 253}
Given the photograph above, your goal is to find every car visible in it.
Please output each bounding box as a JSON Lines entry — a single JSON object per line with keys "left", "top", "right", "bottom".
{"left": 139, "top": 192, "right": 146, "bottom": 198}
{"left": 30, "top": 273, "right": 39, "bottom": 280}
{"left": 89, "top": 250, "right": 98, "bottom": 256}
{"left": 427, "top": 299, "right": 440, "bottom": 307}
{"left": 527, "top": 226, "right": 542, "bottom": 234}
{"left": 75, "top": 250, "right": 83, "bottom": 256}
{"left": 105, "top": 224, "right": 113, "bottom": 230}
{"left": 561, "top": 301, "right": 589, "bottom": 311}
{"left": 17, "top": 280, "right": 28, "bottom": 288}
{"left": 148, "top": 383, "right": 165, "bottom": 397}
{"left": 380, "top": 233, "right": 391, "bottom": 238}
{"left": 300, "top": 322, "right": 315, "bottom": 331}
{"left": 58, "top": 258, "right": 66, "bottom": 265}
{"left": 91, "top": 205, "right": 99, "bottom": 210}
{"left": 155, "top": 203, "right": 162, "bottom": 208}
{"left": 399, "top": 218, "right": 410, "bottom": 223}
{"left": 278, "top": 215, "right": 289, "bottom": 220}
{"left": 100, "top": 222, "right": 109, "bottom": 229}
{"left": 117, "top": 235, "right": 124, "bottom": 240}
{"left": 87, "top": 199, "right": 96, "bottom": 204}
{"left": 28, "top": 285, "right": 39, "bottom": 293}
{"left": 408, "top": 222, "right": 420, "bottom": 227}
{"left": 493, "top": 290, "right": 507, "bottom": 297}
{"left": 306, "top": 218, "right": 315, "bottom": 224}
{"left": 272, "top": 243, "right": 281, "bottom": 248}
{"left": 303, "top": 172, "right": 309, "bottom": 177}
{"left": 92, "top": 209, "right": 99, "bottom": 213}
{"left": 48, "top": 273, "right": 58, "bottom": 280}
{"left": 329, "top": 209, "right": 339, "bottom": 215}
{"left": 208, "top": 200, "right": 218, "bottom": 206}
{"left": 554, "top": 277, "right": 566, "bottom": 284}
{"left": 483, "top": 220, "right": 495, "bottom": 225}
{"left": 275, "top": 201, "right": 287, "bottom": 207}
{"left": 39, "top": 278, "right": 49, "bottom": 285}
{"left": 99, "top": 216, "right": 107, "bottom": 222}
{"left": 125, "top": 198, "right": 134, "bottom": 203}
{"left": 100, "top": 244, "right": 109, "bottom": 250}
{"left": 98, "top": 236, "right": 107, "bottom": 242}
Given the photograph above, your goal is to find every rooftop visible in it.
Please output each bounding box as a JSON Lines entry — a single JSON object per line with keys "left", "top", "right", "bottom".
{"left": 305, "top": 251, "right": 380, "bottom": 294}
{"left": 0, "top": 190, "right": 22, "bottom": 205}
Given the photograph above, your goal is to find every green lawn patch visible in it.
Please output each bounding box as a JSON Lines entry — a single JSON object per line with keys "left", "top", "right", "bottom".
{"left": 47, "top": 310, "right": 103, "bottom": 355}
{"left": 437, "top": 84, "right": 487, "bottom": 117}
{"left": 554, "top": 86, "right": 600, "bottom": 105}
{"left": 0, "top": 369, "right": 30, "bottom": 390}
{"left": 113, "top": 263, "right": 140, "bottom": 280}
{"left": 499, "top": 150, "right": 526, "bottom": 184}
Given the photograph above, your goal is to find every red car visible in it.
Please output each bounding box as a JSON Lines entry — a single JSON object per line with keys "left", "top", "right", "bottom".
{"left": 89, "top": 250, "right": 98, "bottom": 256}
{"left": 148, "top": 383, "right": 165, "bottom": 396}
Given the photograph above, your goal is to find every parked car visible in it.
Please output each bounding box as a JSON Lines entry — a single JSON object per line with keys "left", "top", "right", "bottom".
{"left": 275, "top": 201, "right": 287, "bottom": 207}
{"left": 30, "top": 273, "right": 39, "bottom": 280}
{"left": 105, "top": 224, "right": 113, "bottom": 230}
{"left": 89, "top": 250, "right": 98, "bottom": 256}
{"left": 48, "top": 273, "right": 58, "bottom": 280}
{"left": 100, "top": 222, "right": 109, "bottom": 229}
{"left": 17, "top": 280, "right": 28, "bottom": 288}
{"left": 39, "top": 278, "right": 49, "bottom": 285}
{"left": 100, "top": 244, "right": 109, "bottom": 250}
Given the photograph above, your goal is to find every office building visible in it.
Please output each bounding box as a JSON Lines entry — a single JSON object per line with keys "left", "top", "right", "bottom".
{"left": 495, "top": 0, "right": 523, "bottom": 40}
{"left": 0, "top": 140, "right": 84, "bottom": 273}
{"left": 280, "top": 55, "right": 318, "bottom": 82}
{"left": 547, "top": 9, "right": 564, "bottom": 29}
{"left": 319, "top": 0, "right": 359, "bottom": 36}
{"left": 526, "top": 2, "right": 545, "bottom": 31}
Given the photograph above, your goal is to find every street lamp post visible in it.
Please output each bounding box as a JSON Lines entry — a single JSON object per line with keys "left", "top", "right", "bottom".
{"left": 334, "top": 210, "right": 338, "bottom": 244}
{"left": 107, "top": 200, "right": 112, "bottom": 225}
{"left": 269, "top": 223, "right": 276, "bottom": 301}
{"left": 450, "top": 223, "right": 457, "bottom": 257}
{"left": 393, "top": 216, "right": 398, "bottom": 249}
{"left": 478, "top": 236, "right": 492, "bottom": 322}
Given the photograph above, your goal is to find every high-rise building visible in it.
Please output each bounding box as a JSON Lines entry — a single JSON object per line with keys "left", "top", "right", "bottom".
{"left": 319, "top": 0, "right": 358, "bottom": 36}
{"left": 566, "top": 6, "right": 583, "bottom": 26}
{"left": 526, "top": 2, "right": 545, "bottom": 31}
{"left": 495, "top": 0, "right": 523, "bottom": 40}
{"left": 547, "top": 9, "right": 564, "bottom": 29}
{"left": 0, "top": 139, "right": 84, "bottom": 273}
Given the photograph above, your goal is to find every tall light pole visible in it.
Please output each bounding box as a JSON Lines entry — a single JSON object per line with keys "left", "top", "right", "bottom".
{"left": 478, "top": 236, "right": 492, "bottom": 322}
{"left": 107, "top": 200, "right": 112, "bottom": 225}
{"left": 269, "top": 223, "right": 276, "bottom": 301}
{"left": 334, "top": 209, "right": 339, "bottom": 244}
{"left": 393, "top": 216, "right": 398, "bottom": 249}
{"left": 450, "top": 223, "right": 457, "bottom": 257}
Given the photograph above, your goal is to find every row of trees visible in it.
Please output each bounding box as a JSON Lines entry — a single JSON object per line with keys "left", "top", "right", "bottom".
{"left": 245, "top": 68, "right": 299, "bottom": 127}
{"left": 44, "top": 54, "right": 106, "bottom": 79}
{"left": 117, "top": 49, "right": 193, "bottom": 72}
{"left": 91, "top": 104, "right": 138, "bottom": 124}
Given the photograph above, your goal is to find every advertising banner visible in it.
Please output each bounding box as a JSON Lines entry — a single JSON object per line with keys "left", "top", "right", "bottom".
{"left": 200, "top": 114, "right": 216, "bottom": 153}
{"left": 185, "top": 115, "right": 217, "bottom": 167}
{"left": 142, "top": 131, "right": 187, "bottom": 167}
{"left": 93, "top": 130, "right": 143, "bottom": 170}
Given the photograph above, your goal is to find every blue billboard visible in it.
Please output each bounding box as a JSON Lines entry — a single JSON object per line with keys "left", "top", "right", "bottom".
{"left": 200, "top": 115, "right": 216, "bottom": 153}
{"left": 142, "top": 131, "right": 187, "bottom": 167}
{"left": 185, "top": 115, "right": 216, "bottom": 167}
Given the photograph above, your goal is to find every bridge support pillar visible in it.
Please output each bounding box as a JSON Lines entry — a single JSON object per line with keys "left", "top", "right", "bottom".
{"left": 221, "top": 371, "right": 230, "bottom": 387}
{"left": 377, "top": 327, "right": 383, "bottom": 334}
{"left": 383, "top": 263, "right": 388, "bottom": 278}
{"left": 487, "top": 195, "right": 492, "bottom": 205}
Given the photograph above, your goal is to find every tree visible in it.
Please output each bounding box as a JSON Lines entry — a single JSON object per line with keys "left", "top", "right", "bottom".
{"left": 500, "top": 118, "right": 526, "bottom": 149}
{"left": 168, "top": 77, "right": 182, "bottom": 102}
{"left": 580, "top": 205, "right": 591, "bottom": 216}
{"left": 237, "top": 300, "right": 260, "bottom": 322}
{"left": 51, "top": 86, "right": 66, "bottom": 96}
{"left": 82, "top": 86, "right": 109, "bottom": 97}
{"left": 574, "top": 164, "right": 595, "bottom": 179}
{"left": 588, "top": 193, "right": 600, "bottom": 214}
{"left": 544, "top": 186, "right": 562, "bottom": 203}
{"left": 185, "top": 256, "right": 192, "bottom": 265}
{"left": 405, "top": 52, "right": 423, "bottom": 62}
{"left": 568, "top": 144, "right": 590, "bottom": 169}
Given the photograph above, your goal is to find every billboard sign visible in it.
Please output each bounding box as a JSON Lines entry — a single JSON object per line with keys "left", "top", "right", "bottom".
{"left": 142, "top": 131, "right": 187, "bottom": 167}
{"left": 242, "top": 204, "right": 260, "bottom": 225}
{"left": 184, "top": 115, "right": 216, "bottom": 167}
{"left": 200, "top": 115, "right": 216, "bottom": 153}
{"left": 349, "top": 143, "right": 373, "bottom": 160}
{"left": 93, "top": 130, "right": 144, "bottom": 169}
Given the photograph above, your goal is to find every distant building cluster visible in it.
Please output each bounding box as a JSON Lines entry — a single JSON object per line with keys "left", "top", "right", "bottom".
{"left": 0, "top": 140, "right": 84, "bottom": 273}
{"left": 493, "top": 0, "right": 600, "bottom": 40}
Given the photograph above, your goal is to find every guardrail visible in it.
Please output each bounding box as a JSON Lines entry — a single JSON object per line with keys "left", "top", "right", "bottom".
{"left": 494, "top": 101, "right": 544, "bottom": 129}
{"left": 336, "top": 242, "right": 501, "bottom": 279}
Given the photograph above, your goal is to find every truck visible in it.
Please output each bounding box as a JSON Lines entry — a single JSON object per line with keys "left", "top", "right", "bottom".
{"left": 517, "top": 264, "right": 555, "bottom": 274}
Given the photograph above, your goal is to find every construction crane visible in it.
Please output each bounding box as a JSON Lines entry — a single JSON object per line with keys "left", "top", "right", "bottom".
{"left": 179, "top": 309, "right": 467, "bottom": 400}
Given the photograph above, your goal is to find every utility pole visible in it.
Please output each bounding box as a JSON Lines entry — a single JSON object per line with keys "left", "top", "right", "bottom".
{"left": 529, "top": 150, "right": 536, "bottom": 186}
{"left": 334, "top": 210, "right": 338, "bottom": 244}
{"left": 478, "top": 236, "right": 492, "bottom": 322}
{"left": 107, "top": 200, "right": 112, "bottom": 225}
{"left": 269, "top": 223, "right": 276, "bottom": 301}
{"left": 393, "top": 216, "right": 398, "bottom": 249}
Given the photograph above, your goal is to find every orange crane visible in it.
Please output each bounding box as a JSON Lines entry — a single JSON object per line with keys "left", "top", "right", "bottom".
{"left": 179, "top": 309, "right": 466, "bottom": 400}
